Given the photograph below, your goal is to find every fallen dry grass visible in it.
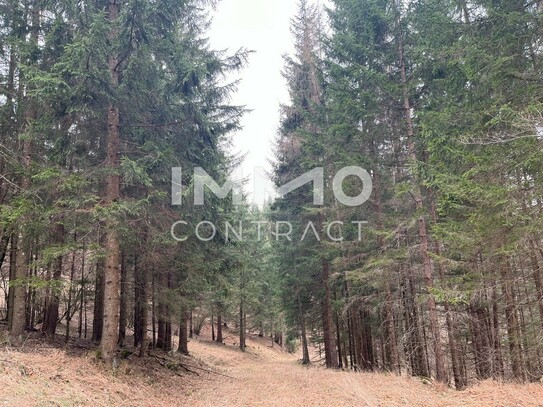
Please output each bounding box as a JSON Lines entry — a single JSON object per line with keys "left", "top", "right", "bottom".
{"left": 0, "top": 330, "right": 542, "bottom": 406}
{"left": 0, "top": 341, "right": 205, "bottom": 406}
{"left": 187, "top": 336, "right": 543, "bottom": 407}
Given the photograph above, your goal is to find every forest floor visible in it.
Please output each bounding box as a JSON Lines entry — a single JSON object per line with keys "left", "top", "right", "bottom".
{"left": 0, "top": 326, "right": 542, "bottom": 406}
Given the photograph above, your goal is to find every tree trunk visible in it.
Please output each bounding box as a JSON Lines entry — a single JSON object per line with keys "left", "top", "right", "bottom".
{"left": 370, "top": 141, "right": 400, "bottom": 373}
{"left": 165, "top": 321, "right": 172, "bottom": 351}
{"left": 516, "top": 276, "right": 533, "bottom": 377}
{"left": 397, "top": 28, "right": 446, "bottom": 383}
{"left": 157, "top": 318, "right": 166, "bottom": 350}
{"left": 528, "top": 240, "right": 543, "bottom": 331}
{"left": 458, "top": 0, "right": 471, "bottom": 23}
{"left": 351, "top": 306, "right": 361, "bottom": 370}
{"left": 469, "top": 301, "right": 491, "bottom": 380}
{"left": 100, "top": 0, "right": 122, "bottom": 363}
{"left": 134, "top": 252, "right": 144, "bottom": 347}
{"left": 239, "top": 298, "right": 246, "bottom": 351}
{"left": 189, "top": 310, "right": 193, "bottom": 338}
{"left": 7, "top": 233, "right": 17, "bottom": 329}
{"left": 41, "top": 222, "right": 64, "bottom": 338}
{"left": 25, "top": 249, "right": 36, "bottom": 330}
{"left": 152, "top": 271, "right": 156, "bottom": 348}
{"left": 519, "top": 254, "right": 543, "bottom": 376}
{"left": 299, "top": 296, "right": 310, "bottom": 365}
{"left": 359, "top": 309, "right": 374, "bottom": 371}
{"left": 402, "top": 262, "right": 429, "bottom": 377}
{"left": 156, "top": 272, "right": 172, "bottom": 351}
{"left": 216, "top": 312, "right": 223, "bottom": 343}
{"left": 138, "top": 260, "right": 149, "bottom": 357}
{"left": 384, "top": 288, "right": 399, "bottom": 373}
{"left": 11, "top": 233, "right": 28, "bottom": 338}
{"left": 501, "top": 260, "right": 525, "bottom": 381}
{"left": 178, "top": 311, "right": 189, "bottom": 355}
{"left": 65, "top": 240, "right": 77, "bottom": 342}
{"left": 10, "top": 0, "right": 39, "bottom": 341}
{"left": 239, "top": 265, "right": 246, "bottom": 351}
{"left": 78, "top": 243, "right": 86, "bottom": 338}
{"left": 321, "top": 257, "right": 339, "bottom": 368}
{"left": 335, "top": 309, "right": 343, "bottom": 368}
{"left": 428, "top": 190, "right": 466, "bottom": 389}
{"left": 118, "top": 251, "right": 127, "bottom": 346}
{"left": 491, "top": 282, "right": 505, "bottom": 379}
{"left": 92, "top": 253, "right": 105, "bottom": 342}
{"left": 211, "top": 312, "right": 215, "bottom": 341}
{"left": 0, "top": 231, "right": 10, "bottom": 276}
{"left": 346, "top": 305, "right": 355, "bottom": 369}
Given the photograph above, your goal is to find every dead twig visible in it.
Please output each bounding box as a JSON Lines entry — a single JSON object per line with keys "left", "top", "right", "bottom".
{"left": 151, "top": 353, "right": 234, "bottom": 379}
{"left": 152, "top": 354, "right": 199, "bottom": 376}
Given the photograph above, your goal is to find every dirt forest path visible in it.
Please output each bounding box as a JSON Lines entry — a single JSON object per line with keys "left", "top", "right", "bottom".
{"left": 183, "top": 336, "right": 543, "bottom": 407}
{"left": 186, "top": 339, "right": 367, "bottom": 407}
{"left": 1, "top": 331, "right": 543, "bottom": 406}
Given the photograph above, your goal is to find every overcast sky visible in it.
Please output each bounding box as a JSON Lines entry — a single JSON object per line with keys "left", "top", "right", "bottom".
{"left": 209, "top": 0, "right": 322, "bottom": 205}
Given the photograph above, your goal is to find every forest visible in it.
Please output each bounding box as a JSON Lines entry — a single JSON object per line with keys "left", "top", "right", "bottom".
{"left": 1, "top": 0, "right": 543, "bottom": 404}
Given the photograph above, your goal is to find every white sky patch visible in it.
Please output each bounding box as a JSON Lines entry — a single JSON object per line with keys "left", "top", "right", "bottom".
{"left": 209, "top": 0, "right": 323, "bottom": 206}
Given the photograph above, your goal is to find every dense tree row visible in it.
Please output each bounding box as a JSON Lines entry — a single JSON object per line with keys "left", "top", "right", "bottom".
{"left": 273, "top": 0, "right": 543, "bottom": 387}
{"left": 0, "top": 0, "right": 286, "bottom": 363}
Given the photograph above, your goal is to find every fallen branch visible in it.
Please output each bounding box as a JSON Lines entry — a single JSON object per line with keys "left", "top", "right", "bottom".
{"left": 151, "top": 353, "right": 234, "bottom": 379}
{"left": 152, "top": 354, "right": 199, "bottom": 376}
{"left": 178, "top": 362, "right": 235, "bottom": 379}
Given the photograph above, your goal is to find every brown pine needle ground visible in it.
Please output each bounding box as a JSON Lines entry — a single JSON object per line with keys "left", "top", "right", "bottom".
{"left": 0, "top": 331, "right": 542, "bottom": 406}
